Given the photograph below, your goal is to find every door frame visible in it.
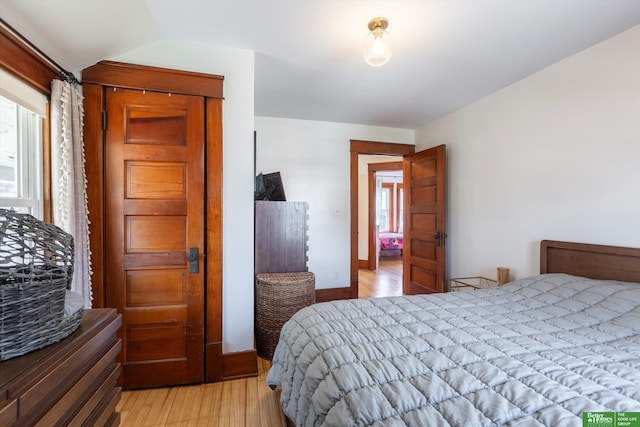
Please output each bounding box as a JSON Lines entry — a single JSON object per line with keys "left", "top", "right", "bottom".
{"left": 82, "top": 61, "right": 225, "bottom": 383}
{"left": 350, "top": 140, "right": 415, "bottom": 298}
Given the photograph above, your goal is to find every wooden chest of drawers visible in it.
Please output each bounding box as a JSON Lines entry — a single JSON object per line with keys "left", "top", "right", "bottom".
{"left": 0, "top": 309, "right": 122, "bottom": 426}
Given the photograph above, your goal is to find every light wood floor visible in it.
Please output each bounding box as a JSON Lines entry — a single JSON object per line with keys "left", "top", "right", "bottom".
{"left": 358, "top": 256, "right": 403, "bottom": 299}
{"left": 117, "top": 258, "right": 402, "bottom": 426}
{"left": 117, "top": 357, "right": 286, "bottom": 427}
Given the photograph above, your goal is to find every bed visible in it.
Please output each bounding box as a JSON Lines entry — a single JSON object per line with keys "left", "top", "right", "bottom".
{"left": 267, "top": 240, "right": 640, "bottom": 426}
{"left": 379, "top": 232, "right": 403, "bottom": 257}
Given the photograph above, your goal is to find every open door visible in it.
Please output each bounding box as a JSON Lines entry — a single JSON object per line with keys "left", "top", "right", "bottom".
{"left": 402, "top": 145, "right": 446, "bottom": 294}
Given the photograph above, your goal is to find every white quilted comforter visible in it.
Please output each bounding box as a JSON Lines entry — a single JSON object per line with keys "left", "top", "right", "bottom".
{"left": 266, "top": 274, "right": 640, "bottom": 426}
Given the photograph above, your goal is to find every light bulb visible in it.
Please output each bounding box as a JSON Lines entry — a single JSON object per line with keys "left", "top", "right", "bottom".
{"left": 363, "top": 18, "right": 392, "bottom": 67}
{"left": 372, "top": 37, "right": 385, "bottom": 56}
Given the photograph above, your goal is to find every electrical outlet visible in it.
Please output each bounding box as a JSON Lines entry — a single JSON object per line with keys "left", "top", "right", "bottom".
{"left": 333, "top": 270, "right": 339, "bottom": 280}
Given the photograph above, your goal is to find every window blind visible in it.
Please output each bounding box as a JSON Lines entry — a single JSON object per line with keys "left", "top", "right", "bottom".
{"left": 0, "top": 67, "right": 47, "bottom": 116}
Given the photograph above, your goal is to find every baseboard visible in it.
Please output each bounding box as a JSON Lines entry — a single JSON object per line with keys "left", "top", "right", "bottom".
{"left": 315, "top": 287, "right": 352, "bottom": 303}
{"left": 222, "top": 350, "right": 258, "bottom": 380}
{"left": 357, "top": 259, "right": 368, "bottom": 269}
{"left": 205, "top": 342, "right": 223, "bottom": 383}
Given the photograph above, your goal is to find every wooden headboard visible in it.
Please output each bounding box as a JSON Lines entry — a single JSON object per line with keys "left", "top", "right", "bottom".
{"left": 541, "top": 240, "right": 640, "bottom": 283}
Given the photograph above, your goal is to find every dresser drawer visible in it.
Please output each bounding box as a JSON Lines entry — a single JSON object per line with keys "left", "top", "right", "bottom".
{"left": 0, "top": 398, "right": 17, "bottom": 426}
{"left": 0, "top": 309, "right": 122, "bottom": 427}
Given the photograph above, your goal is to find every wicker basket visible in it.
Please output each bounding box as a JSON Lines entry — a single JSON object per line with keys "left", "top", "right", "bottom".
{"left": 0, "top": 209, "right": 82, "bottom": 361}
{"left": 255, "top": 272, "right": 315, "bottom": 360}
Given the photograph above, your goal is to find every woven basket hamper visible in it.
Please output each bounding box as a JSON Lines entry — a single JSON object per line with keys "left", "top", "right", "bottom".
{"left": 0, "top": 209, "right": 81, "bottom": 361}
{"left": 255, "top": 272, "right": 315, "bottom": 360}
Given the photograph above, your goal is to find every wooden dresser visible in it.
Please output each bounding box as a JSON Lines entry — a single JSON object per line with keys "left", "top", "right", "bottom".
{"left": 0, "top": 309, "right": 122, "bottom": 426}
{"left": 255, "top": 201, "right": 309, "bottom": 274}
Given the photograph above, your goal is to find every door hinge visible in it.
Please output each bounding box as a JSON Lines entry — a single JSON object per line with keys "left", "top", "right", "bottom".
{"left": 102, "top": 111, "right": 107, "bottom": 130}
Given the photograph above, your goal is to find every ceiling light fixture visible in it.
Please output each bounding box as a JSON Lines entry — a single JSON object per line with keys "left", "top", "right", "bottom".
{"left": 363, "top": 17, "right": 392, "bottom": 67}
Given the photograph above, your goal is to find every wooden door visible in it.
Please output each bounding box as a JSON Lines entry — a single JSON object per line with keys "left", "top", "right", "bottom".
{"left": 402, "top": 145, "right": 446, "bottom": 294}
{"left": 105, "top": 88, "right": 205, "bottom": 389}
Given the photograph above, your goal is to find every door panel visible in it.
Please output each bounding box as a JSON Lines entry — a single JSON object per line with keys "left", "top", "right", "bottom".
{"left": 403, "top": 145, "right": 446, "bottom": 294}
{"left": 127, "top": 109, "right": 187, "bottom": 145}
{"left": 409, "top": 265, "right": 436, "bottom": 290}
{"left": 411, "top": 239, "right": 436, "bottom": 260}
{"left": 411, "top": 214, "right": 436, "bottom": 234}
{"left": 127, "top": 162, "right": 186, "bottom": 198}
{"left": 126, "top": 270, "right": 186, "bottom": 306}
{"left": 127, "top": 324, "right": 187, "bottom": 361}
{"left": 413, "top": 186, "right": 436, "bottom": 203}
{"left": 105, "top": 88, "right": 205, "bottom": 389}
{"left": 126, "top": 216, "right": 187, "bottom": 252}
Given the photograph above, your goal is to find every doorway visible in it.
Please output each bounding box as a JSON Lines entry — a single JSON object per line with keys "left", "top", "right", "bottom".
{"left": 366, "top": 160, "right": 403, "bottom": 271}
{"left": 357, "top": 158, "right": 403, "bottom": 298}
{"left": 349, "top": 140, "right": 415, "bottom": 298}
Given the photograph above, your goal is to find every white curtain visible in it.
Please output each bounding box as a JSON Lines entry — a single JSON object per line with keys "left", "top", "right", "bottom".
{"left": 50, "top": 79, "right": 92, "bottom": 308}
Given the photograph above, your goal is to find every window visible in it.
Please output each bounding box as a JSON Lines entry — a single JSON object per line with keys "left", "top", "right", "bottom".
{"left": 0, "top": 95, "right": 43, "bottom": 218}
{"left": 378, "top": 186, "right": 391, "bottom": 232}
{"left": 379, "top": 182, "right": 405, "bottom": 233}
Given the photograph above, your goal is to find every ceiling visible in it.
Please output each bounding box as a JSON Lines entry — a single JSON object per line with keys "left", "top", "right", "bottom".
{"left": 2, "top": 0, "right": 639, "bottom": 129}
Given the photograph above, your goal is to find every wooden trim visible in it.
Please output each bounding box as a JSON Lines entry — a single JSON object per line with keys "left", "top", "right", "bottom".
{"left": 0, "top": 20, "right": 58, "bottom": 222}
{"left": 368, "top": 161, "right": 403, "bottom": 172}
{"left": 0, "top": 22, "right": 59, "bottom": 95}
{"left": 41, "top": 104, "right": 52, "bottom": 223}
{"left": 350, "top": 149, "right": 359, "bottom": 299}
{"left": 367, "top": 166, "right": 376, "bottom": 270}
{"left": 222, "top": 350, "right": 258, "bottom": 380}
{"left": 205, "top": 342, "right": 223, "bottom": 383}
{"left": 84, "top": 84, "right": 105, "bottom": 308}
{"left": 351, "top": 140, "right": 415, "bottom": 156}
{"left": 315, "top": 287, "right": 351, "bottom": 303}
{"left": 350, "top": 141, "right": 414, "bottom": 299}
{"left": 82, "top": 61, "right": 224, "bottom": 99}
{"left": 205, "top": 98, "right": 224, "bottom": 382}
{"left": 541, "top": 240, "right": 640, "bottom": 283}
{"left": 358, "top": 259, "right": 369, "bottom": 269}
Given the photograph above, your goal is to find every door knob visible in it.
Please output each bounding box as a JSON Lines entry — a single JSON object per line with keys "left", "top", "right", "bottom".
{"left": 434, "top": 231, "right": 447, "bottom": 247}
{"left": 188, "top": 247, "right": 198, "bottom": 273}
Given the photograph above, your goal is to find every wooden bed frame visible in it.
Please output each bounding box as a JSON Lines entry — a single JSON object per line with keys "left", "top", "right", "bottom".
{"left": 541, "top": 240, "right": 640, "bottom": 283}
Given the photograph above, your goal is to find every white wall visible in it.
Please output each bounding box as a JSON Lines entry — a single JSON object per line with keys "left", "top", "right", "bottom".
{"left": 415, "top": 25, "right": 640, "bottom": 283}
{"left": 255, "top": 117, "right": 413, "bottom": 289}
{"left": 112, "top": 40, "right": 256, "bottom": 353}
